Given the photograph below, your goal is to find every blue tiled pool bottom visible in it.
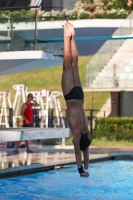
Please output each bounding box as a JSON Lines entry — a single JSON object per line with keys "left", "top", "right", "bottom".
{"left": 0, "top": 160, "right": 133, "bottom": 200}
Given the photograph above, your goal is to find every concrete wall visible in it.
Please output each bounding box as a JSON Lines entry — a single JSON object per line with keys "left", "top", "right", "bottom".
{"left": 110, "top": 92, "right": 120, "bottom": 117}
{"left": 42, "top": 0, "right": 76, "bottom": 11}
{"left": 110, "top": 91, "right": 133, "bottom": 117}
{"left": 120, "top": 92, "right": 133, "bottom": 117}
{"left": 63, "top": 0, "right": 77, "bottom": 10}
{"left": 0, "top": 19, "right": 124, "bottom": 55}
{"left": 0, "top": 27, "right": 116, "bottom": 55}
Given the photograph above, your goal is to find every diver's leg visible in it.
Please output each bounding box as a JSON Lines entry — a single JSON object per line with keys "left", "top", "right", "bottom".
{"left": 61, "top": 22, "right": 74, "bottom": 95}
{"left": 66, "top": 22, "right": 82, "bottom": 86}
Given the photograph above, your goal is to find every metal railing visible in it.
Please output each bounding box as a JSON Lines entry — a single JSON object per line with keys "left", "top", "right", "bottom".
{"left": 0, "top": 108, "right": 102, "bottom": 134}
{"left": 86, "top": 61, "right": 133, "bottom": 88}
{"left": 0, "top": 13, "right": 69, "bottom": 52}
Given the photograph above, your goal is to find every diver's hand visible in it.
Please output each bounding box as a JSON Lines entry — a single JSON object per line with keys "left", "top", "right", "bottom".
{"left": 80, "top": 172, "right": 89, "bottom": 178}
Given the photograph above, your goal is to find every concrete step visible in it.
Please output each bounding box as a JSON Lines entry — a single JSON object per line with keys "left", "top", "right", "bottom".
{"left": 87, "top": 17, "right": 133, "bottom": 90}
{"left": 92, "top": 78, "right": 114, "bottom": 82}
{"left": 95, "top": 77, "right": 114, "bottom": 81}
{"left": 98, "top": 69, "right": 125, "bottom": 76}
{"left": 118, "top": 80, "right": 133, "bottom": 87}
{"left": 96, "top": 98, "right": 111, "bottom": 117}
{"left": 91, "top": 82, "right": 114, "bottom": 87}
{"left": 109, "top": 58, "right": 133, "bottom": 64}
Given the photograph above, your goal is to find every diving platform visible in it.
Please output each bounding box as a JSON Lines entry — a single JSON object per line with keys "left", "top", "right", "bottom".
{"left": 0, "top": 50, "right": 63, "bottom": 76}
{"left": 0, "top": 128, "right": 70, "bottom": 141}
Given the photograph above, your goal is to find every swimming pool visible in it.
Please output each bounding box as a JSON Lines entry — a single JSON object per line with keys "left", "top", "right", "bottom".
{"left": 0, "top": 160, "right": 133, "bottom": 200}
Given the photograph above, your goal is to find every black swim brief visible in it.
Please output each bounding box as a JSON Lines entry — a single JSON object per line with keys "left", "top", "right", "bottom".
{"left": 64, "top": 86, "right": 84, "bottom": 101}
{"left": 23, "top": 124, "right": 33, "bottom": 127}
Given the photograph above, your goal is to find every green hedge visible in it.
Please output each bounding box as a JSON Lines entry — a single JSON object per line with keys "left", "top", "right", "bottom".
{"left": 93, "top": 117, "right": 133, "bottom": 141}
{"left": 0, "top": 0, "right": 131, "bottom": 24}
{"left": 80, "top": 0, "right": 133, "bottom": 10}
{"left": 0, "top": 0, "right": 132, "bottom": 23}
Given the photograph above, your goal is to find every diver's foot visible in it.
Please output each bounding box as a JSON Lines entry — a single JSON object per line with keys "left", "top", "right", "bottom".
{"left": 13, "top": 149, "right": 19, "bottom": 153}
{"left": 26, "top": 149, "right": 33, "bottom": 153}
{"left": 67, "top": 22, "right": 75, "bottom": 37}
{"left": 80, "top": 172, "right": 89, "bottom": 178}
{"left": 64, "top": 22, "right": 71, "bottom": 37}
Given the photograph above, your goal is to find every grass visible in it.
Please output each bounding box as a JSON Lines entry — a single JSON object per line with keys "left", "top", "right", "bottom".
{"left": 0, "top": 55, "right": 109, "bottom": 115}
{"left": 1, "top": 55, "right": 132, "bottom": 147}
{"left": 66, "top": 136, "right": 133, "bottom": 147}
{"left": 91, "top": 138, "right": 133, "bottom": 147}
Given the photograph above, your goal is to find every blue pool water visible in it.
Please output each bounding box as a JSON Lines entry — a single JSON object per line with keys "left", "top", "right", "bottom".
{"left": 0, "top": 160, "right": 133, "bottom": 200}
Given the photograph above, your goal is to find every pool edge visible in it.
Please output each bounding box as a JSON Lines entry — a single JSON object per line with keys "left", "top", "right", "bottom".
{"left": 0, "top": 152, "right": 133, "bottom": 178}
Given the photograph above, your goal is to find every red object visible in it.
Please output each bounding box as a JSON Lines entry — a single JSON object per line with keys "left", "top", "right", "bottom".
{"left": 23, "top": 103, "right": 33, "bottom": 125}
{"left": 0, "top": 142, "right": 5, "bottom": 146}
